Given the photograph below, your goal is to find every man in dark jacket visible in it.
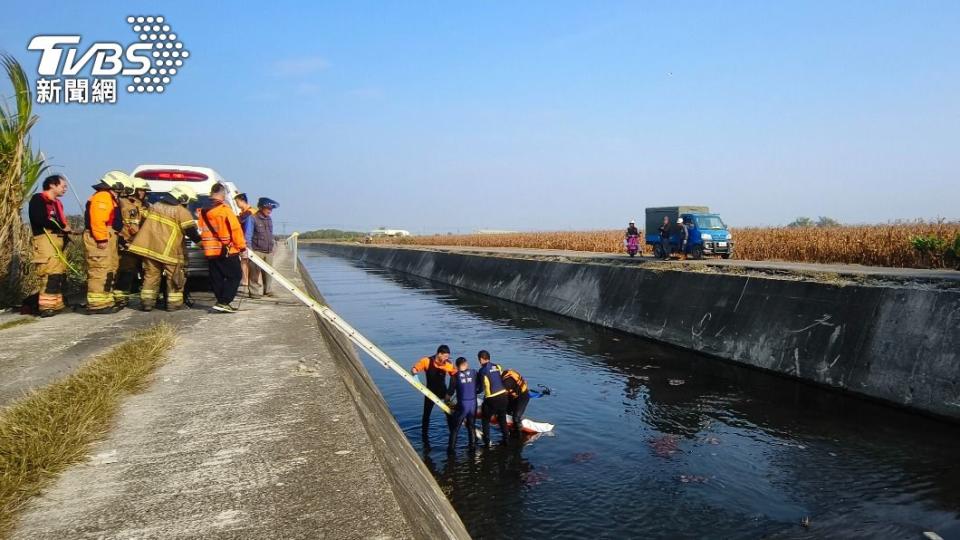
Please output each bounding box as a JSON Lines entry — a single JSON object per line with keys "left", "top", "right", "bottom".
{"left": 27, "top": 175, "right": 72, "bottom": 316}
{"left": 248, "top": 197, "right": 278, "bottom": 298}
{"left": 658, "top": 215, "right": 672, "bottom": 260}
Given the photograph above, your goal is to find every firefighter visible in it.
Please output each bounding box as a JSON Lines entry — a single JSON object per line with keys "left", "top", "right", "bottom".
{"left": 27, "top": 174, "right": 72, "bottom": 317}
{"left": 198, "top": 182, "right": 247, "bottom": 313}
{"left": 114, "top": 177, "right": 150, "bottom": 307}
{"left": 410, "top": 345, "right": 457, "bottom": 450}
{"left": 128, "top": 185, "right": 201, "bottom": 312}
{"left": 476, "top": 350, "right": 510, "bottom": 447}
{"left": 502, "top": 368, "right": 530, "bottom": 438}
{"left": 83, "top": 171, "right": 129, "bottom": 314}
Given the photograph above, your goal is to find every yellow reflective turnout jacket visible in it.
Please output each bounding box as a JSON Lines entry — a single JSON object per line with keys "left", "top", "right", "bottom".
{"left": 128, "top": 202, "right": 197, "bottom": 264}
{"left": 118, "top": 196, "right": 145, "bottom": 242}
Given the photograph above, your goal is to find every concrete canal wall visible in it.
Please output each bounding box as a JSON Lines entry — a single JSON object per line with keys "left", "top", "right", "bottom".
{"left": 298, "top": 259, "right": 470, "bottom": 540}
{"left": 316, "top": 243, "right": 960, "bottom": 422}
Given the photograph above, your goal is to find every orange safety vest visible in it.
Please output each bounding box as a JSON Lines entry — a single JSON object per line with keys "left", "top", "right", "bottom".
{"left": 198, "top": 203, "right": 246, "bottom": 258}
{"left": 502, "top": 369, "right": 528, "bottom": 398}
{"left": 84, "top": 190, "right": 118, "bottom": 242}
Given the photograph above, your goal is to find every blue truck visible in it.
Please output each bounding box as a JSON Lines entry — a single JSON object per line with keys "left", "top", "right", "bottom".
{"left": 645, "top": 206, "right": 733, "bottom": 259}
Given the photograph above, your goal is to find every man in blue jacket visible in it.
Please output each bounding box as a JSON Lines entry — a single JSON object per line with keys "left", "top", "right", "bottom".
{"left": 446, "top": 357, "right": 478, "bottom": 453}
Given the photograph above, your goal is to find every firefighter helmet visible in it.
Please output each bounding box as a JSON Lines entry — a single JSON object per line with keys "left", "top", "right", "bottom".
{"left": 133, "top": 178, "right": 151, "bottom": 191}
{"left": 94, "top": 170, "right": 133, "bottom": 192}
{"left": 169, "top": 185, "right": 197, "bottom": 205}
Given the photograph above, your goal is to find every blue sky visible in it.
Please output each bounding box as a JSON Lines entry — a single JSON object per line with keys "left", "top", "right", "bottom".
{"left": 2, "top": 1, "right": 958, "bottom": 233}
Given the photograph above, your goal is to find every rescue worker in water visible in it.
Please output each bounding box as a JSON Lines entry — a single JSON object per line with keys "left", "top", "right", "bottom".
{"left": 476, "top": 350, "right": 510, "bottom": 447}
{"left": 503, "top": 368, "right": 530, "bottom": 438}
{"left": 446, "top": 356, "right": 478, "bottom": 453}
{"left": 410, "top": 344, "right": 457, "bottom": 450}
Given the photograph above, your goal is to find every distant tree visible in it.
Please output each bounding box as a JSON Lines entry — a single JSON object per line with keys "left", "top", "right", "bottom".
{"left": 816, "top": 216, "right": 841, "bottom": 227}
{"left": 786, "top": 216, "right": 841, "bottom": 228}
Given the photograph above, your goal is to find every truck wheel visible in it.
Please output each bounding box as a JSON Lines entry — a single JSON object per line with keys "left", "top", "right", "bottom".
{"left": 654, "top": 245, "right": 665, "bottom": 259}
{"left": 721, "top": 253, "right": 731, "bottom": 260}
{"left": 691, "top": 245, "right": 704, "bottom": 260}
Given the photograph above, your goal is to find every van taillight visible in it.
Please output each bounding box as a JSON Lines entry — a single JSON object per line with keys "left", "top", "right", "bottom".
{"left": 135, "top": 170, "right": 209, "bottom": 181}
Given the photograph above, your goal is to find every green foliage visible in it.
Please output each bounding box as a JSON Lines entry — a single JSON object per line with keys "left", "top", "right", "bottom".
{"left": 1, "top": 53, "right": 46, "bottom": 306}
{"left": 910, "top": 233, "right": 960, "bottom": 269}
{"left": 299, "top": 228, "right": 366, "bottom": 240}
{"left": 787, "top": 217, "right": 814, "bottom": 228}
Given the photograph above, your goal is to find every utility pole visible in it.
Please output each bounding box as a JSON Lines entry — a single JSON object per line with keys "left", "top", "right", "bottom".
{"left": 280, "top": 221, "right": 288, "bottom": 235}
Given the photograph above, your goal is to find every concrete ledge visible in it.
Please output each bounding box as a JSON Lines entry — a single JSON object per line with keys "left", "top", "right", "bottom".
{"left": 298, "top": 259, "right": 470, "bottom": 540}
{"left": 316, "top": 243, "right": 960, "bottom": 422}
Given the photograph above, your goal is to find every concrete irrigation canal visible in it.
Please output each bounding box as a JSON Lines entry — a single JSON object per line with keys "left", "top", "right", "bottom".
{"left": 304, "top": 243, "right": 960, "bottom": 539}
{"left": 3, "top": 241, "right": 958, "bottom": 539}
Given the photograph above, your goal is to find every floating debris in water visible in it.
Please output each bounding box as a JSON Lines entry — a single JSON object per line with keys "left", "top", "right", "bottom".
{"left": 668, "top": 379, "right": 686, "bottom": 386}
{"left": 679, "top": 474, "right": 709, "bottom": 484}
{"left": 702, "top": 436, "right": 721, "bottom": 445}
{"left": 650, "top": 435, "right": 681, "bottom": 458}
{"left": 521, "top": 469, "right": 550, "bottom": 487}
{"left": 800, "top": 516, "right": 811, "bottom": 528}
{"left": 572, "top": 452, "right": 595, "bottom": 463}
{"left": 923, "top": 532, "right": 944, "bottom": 540}
{"left": 641, "top": 365, "right": 661, "bottom": 370}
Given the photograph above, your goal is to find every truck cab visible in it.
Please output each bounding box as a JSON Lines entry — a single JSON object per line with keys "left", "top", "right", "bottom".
{"left": 680, "top": 212, "right": 733, "bottom": 259}
{"left": 645, "top": 206, "right": 734, "bottom": 259}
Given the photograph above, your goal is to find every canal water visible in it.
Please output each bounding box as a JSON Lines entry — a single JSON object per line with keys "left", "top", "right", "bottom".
{"left": 302, "top": 247, "right": 960, "bottom": 539}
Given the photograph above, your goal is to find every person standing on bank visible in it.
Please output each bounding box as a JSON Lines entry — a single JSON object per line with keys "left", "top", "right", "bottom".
{"left": 658, "top": 215, "right": 672, "bottom": 260}
{"left": 676, "top": 217, "right": 690, "bottom": 260}
{"left": 113, "top": 177, "right": 149, "bottom": 307}
{"left": 410, "top": 345, "right": 457, "bottom": 450}
{"left": 234, "top": 193, "right": 254, "bottom": 295}
{"left": 248, "top": 197, "right": 278, "bottom": 298}
{"left": 27, "top": 174, "right": 72, "bottom": 317}
{"left": 476, "top": 350, "right": 510, "bottom": 447}
{"left": 198, "top": 183, "right": 247, "bottom": 313}
{"left": 83, "top": 171, "right": 130, "bottom": 314}
{"left": 128, "top": 185, "right": 201, "bottom": 312}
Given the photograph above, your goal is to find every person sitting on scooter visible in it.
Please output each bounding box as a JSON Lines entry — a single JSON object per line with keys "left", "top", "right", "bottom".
{"left": 625, "top": 220, "right": 639, "bottom": 238}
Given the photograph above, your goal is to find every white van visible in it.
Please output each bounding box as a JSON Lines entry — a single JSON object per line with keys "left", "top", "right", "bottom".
{"left": 131, "top": 164, "right": 242, "bottom": 276}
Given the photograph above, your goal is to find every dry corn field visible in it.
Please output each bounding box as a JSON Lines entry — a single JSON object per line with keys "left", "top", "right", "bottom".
{"left": 372, "top": 222, "right": 960, "bottom": 269}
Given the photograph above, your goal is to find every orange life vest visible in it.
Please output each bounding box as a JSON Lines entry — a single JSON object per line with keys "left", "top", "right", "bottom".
{"left": 502, "top": 369, "right": 528, "bottom": 398}
{"left": 198, "top": 202, "right": 246, "bottom": 257}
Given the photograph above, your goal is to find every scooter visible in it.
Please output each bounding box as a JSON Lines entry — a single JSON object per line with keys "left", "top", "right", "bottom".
{"left": 625, "top": 235, "right": 640, "bottom": 257}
